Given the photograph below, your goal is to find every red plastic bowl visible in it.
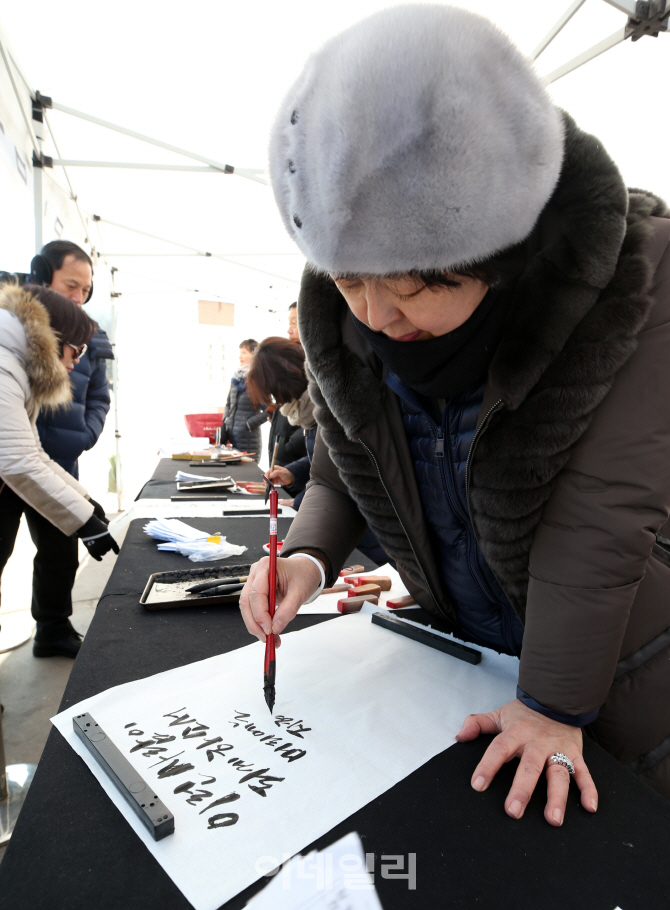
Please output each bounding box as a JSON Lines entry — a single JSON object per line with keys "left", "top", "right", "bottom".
{"left": 184, "top": 413, "right": 223, "bottom": 444}
{"left": 263, "top": 541, "right": 284, "bottom": 555}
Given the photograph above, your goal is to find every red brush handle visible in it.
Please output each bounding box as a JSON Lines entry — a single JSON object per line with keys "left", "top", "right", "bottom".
{"left": 264, "top": 634, "right": 275, "bottom": 672}
{"left": 264, "top": 488, "right": 279, "bottom": 669}
{"left": 268, "top": 489, "right": 278, "bottom": 618}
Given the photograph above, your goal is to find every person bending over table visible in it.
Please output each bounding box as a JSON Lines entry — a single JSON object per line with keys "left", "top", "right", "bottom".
{"left": 0, "top": 284, "right": 119, "bottom": 655}
{"left": 248, "top": 337, "right": 388, "bottom": 565}
{"left": 267, "top": 304, "right": 308, "bottom": 471}
{"left": 247, "top": 337, "right": 316, "bottom": 506}
{"left": 239, "top": 5, "right": 670, "bottom": 823}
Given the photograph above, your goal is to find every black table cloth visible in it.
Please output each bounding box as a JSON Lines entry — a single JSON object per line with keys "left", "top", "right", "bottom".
{"left": 1, "top": 517, "right": 670, "bottom": 910}
{"left": 137, "top": 458, "right": 288, "bottom": 501}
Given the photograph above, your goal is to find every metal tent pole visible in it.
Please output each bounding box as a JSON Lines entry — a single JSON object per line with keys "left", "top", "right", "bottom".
{"left": 109, "top": 267, "right": 123, "bottom": 512}
{"left": 531, "top": 0, "right": 588, "bottom": 60}
{"left": 33, "top": 159, "right": 43, "bottom": 253}
{"left": 51, "top": 161, "right": 267, "bottom": 181}
{"left": 49, "top": 101, "right": 266, "bottom": 184}
{"left": 541, "top": 0, "right": 668, "bottom": 84}
{"left": 91, "top": 215, "right": 301, "bottom": 284}
{"left": 0, "top": 706, "right": 37, "bottom": 847}
{"left": 42, "top": 107, "right": 91, "bottom": 243}
{"left": 0, "top": 35, "right": 44, "bottom": 252}
{"left": 543, "top": 27, "right": 627, "bottom": 83}
{"left": 52, "top": 160, "right": 232, "bottom": 172}
{"left": 0, "top": 35, "right": 43, "bottom": 812}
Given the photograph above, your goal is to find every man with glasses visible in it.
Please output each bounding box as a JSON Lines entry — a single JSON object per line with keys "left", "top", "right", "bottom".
{"left": 29, "top": 240, "right": 114, "bottom": 658}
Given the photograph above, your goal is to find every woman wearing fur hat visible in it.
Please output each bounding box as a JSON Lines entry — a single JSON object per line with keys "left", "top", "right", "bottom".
{"left": 239, "top": 4, "right": 670, "bottom": 821}
{"left": 0, "top": 284, "right": 119, "bottom": 657}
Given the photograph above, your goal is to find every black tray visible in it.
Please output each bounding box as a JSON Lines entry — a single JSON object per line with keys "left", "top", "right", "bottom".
{"left": 140, "top": 563, "right": 251, "bottom": 611}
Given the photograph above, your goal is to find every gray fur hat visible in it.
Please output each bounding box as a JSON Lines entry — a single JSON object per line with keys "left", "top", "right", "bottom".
{"left": 269, "top": 4, "right": 565, "bottom": 276}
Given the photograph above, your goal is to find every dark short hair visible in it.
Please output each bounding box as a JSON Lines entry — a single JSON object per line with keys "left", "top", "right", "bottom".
{"left": 333, "top": 241, "right": 527, "bottom": 292}
{"left": 415, "top": 243, "right": 527, "bottom": 288}
{"left": 41, "top": 240, "right": 93, "bottom": 272}
{"left": 26, "top": 284, "right": 95, "bottom": 351}
{"left": 239, "top": 338, "right": 258, "bottom": 353}
{"left": 288, "top": 301, "right": 297, "bottom": 311}
{"left": 247, "top": 337, "right": 308, "bottom": 407}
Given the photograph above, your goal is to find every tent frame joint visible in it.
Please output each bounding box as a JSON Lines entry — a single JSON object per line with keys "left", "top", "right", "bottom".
{"left": 624, "top": 0, "right": 669, "bottom": 39}
{"left": 32, "top": 150, "right": 53, "bottom": 169}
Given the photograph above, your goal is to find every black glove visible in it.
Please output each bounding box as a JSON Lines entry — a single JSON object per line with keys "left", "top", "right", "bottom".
{"left": 87, "top": 497, "right": 109, "bottom": 525}
{"left": 77, "top": 515, "right": 120, "bottom": 561}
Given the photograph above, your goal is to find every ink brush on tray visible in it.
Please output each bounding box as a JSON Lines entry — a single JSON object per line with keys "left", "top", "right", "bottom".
{"left": 263, "top": 485, "right": 279, "bottom": 713}
{"left": 186, "top": 575, "right": 249, "bottom": 594}
{"left": 194, "top": 581, "right": 245, "bottom": 597}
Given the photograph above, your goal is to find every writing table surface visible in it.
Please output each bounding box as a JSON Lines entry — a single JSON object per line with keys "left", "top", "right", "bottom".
{"left": 1, "top": 518, "right": 669, "bottom": 910}
{"left": 137, "top": 458, "right": 287, "bottom": 502}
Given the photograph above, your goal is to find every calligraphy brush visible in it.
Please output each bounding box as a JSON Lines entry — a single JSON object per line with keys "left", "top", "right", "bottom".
{"left": 263, "top": 486, "right": 279, "bottom": 713}
{"left": 265, "top": 440, "right": 280, "bottom": 505}
{"left": 186, "top": 575, "right": 248, "bottom": 594}
{"left": 194, "top": 582, "right": 246, "bottom": 597}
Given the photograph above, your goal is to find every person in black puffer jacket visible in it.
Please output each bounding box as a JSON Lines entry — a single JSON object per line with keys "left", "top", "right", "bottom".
{"left": 36, "top": 329, "right": 113, "bottom": 476}
{"left": 247, "top": 337, "right": 316, "bottom": 500}
{"left": 27, "top": 241, "right": 115, "bottom": 658}
{"left": 267, "top": 303, "right": 307, "bottom": 467}
{"left": 221, "top": 340, "right": 267, "bottom": 461}
{"left": 33, "top": 242, "right": 113, "bottom": 478}
{"left": 249, "top": 337, "right": 388, "bottom": 565}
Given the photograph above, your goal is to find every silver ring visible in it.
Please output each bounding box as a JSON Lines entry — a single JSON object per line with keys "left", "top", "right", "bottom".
{"left": 549, "top": 752, "right": 575, "bottom": 775}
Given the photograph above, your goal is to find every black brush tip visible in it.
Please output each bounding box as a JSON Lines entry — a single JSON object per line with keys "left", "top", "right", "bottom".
{"left": 263, "top": 684, "right": 275, "bottom": 714}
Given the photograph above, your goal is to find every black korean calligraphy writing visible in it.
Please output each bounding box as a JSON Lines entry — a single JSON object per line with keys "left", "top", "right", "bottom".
{"left": 237, "top": 769, "right": 285, "bottom": 797}
{"left": 273, "top": 716, "right": 312, "bottom": 739}
{"left": 227, "top": 710, "right": 309, "bottom": 761}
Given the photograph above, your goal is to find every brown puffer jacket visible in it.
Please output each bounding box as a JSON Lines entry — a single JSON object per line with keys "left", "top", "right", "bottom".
{"left": 282, "top": 115, "right": 670, "bottom": 799}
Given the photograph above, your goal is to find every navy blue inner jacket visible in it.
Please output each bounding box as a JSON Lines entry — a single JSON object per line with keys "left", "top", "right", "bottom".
{"left": 387, "top": 371, "right": 599, "bottom": 726}
{"left": 387, "top": 371, "right": 525, "bottom": 657}
{"left": 37, "top": 329, "right": 112, "bottom": 478}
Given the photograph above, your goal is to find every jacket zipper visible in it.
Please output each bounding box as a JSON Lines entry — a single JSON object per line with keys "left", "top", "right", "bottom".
{"left": 436, "top": 407, "right": 499, "bottom": 605}
{"left": 435, "top": 425, "right": 465, "bottom": 526}
{"left": 465, "top": 400, "right": 504, "bottom": 514}
{"left": 464, "top": 399, "right": 521, "bottom": 651}
{"left": 357, "top": 437, "right": 447, "bottom": 622}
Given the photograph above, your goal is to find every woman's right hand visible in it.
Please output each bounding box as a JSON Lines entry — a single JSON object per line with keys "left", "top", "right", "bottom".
{"left": 239, "top": 555, "right": 323, "bottom": 645}
{"left": 267, "top": 466, "right": 295, "bottom": 486}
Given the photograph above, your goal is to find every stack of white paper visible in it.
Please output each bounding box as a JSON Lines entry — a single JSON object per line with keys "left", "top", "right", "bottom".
{"left": 247, "top": 831, "right": 384, "bottom": 910}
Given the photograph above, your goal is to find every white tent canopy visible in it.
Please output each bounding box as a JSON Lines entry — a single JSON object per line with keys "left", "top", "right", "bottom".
{"left": 0, "top": 0, "right": 667, "bottom": 505}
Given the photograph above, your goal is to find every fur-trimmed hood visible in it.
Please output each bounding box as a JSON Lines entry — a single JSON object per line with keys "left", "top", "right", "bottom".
{"left": 0, "top": 282, "right": 72, "bottom": 413}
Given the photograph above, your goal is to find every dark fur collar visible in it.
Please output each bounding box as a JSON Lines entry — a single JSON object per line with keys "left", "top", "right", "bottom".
{"left": 299, "top": 114, "right": 668, "bottom": 615}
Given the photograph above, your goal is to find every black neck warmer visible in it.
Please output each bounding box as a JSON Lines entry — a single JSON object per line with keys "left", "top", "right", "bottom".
{"left": 351, "top": 283, "right": 514, "bottom": 398}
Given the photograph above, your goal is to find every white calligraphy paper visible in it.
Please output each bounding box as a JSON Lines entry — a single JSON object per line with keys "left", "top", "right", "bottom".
{"left": 52, "top": 614, "right": 518, "bottom": 910}
{"left": 247, "top": 831, "right": 383, "bottom": 910}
